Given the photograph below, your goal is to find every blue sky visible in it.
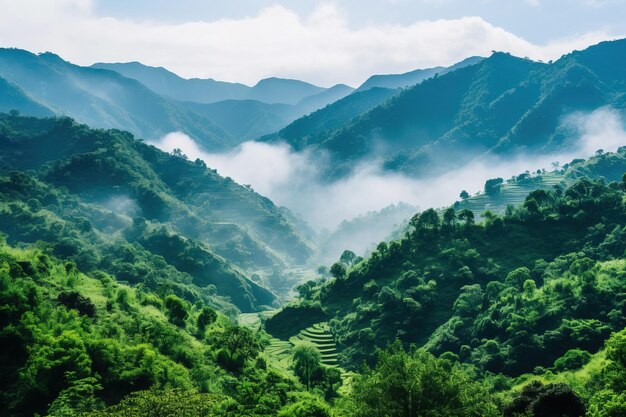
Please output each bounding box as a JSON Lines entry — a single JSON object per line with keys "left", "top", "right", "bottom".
{"left": 0, "top": 0, "right": 624, "bottom": 86}
{"left": 95, "top": 0, "right": 626, "bottom": 43}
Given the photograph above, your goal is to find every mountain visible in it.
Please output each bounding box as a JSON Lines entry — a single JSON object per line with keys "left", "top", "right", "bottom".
{"left": 273, "top": 39, "right": 626, "bottom": 179}
{"left": 246, "top": 77, "right": 326, "bottom": 105}
{"left": 181, "top": 84, "right": 355, "bottom": 141}
{"left": 0, "top": 113, "right": 316, "bottom": 310}
{"left": 91, "top": 61, "right": 250, "bottom": 103}
{"left": 266, "top": 148, "right": 626, "bottom": 375}
{"left": 0, "top": 75, "right": 53, "bottom": 117}
{"left": 88, "top": 62, "right": 353, "bottom": 140}
{"left": 182, "top": 99, "right": 297, "bottom": 141}
{"left": 0, "top": 48, "right": 234, "bottom": 150}
{"left": 92, "top": 61, "right": 349, "bottom": 106}
{"left": 263, "top": 87, "right": 398, "bottom": 149}
{"left": 355, "top": 56, "right": 484, "bottom": 92}
{"left": 294, "top": 83, "right": 354, "bottom": 114}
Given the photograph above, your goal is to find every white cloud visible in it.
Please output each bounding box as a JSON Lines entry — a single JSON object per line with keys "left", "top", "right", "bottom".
{"left": 0, "top": 0, "right": 620, "bottom": 86}
{"left": 150, "top": 108, "right": 626, "bottom": 231}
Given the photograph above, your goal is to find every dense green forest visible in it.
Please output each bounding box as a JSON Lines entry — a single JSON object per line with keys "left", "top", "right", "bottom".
{"left": 0, "top": 113, "right": 315, "bottom": 312}
{"left": 266, "top": 148, "right": 626, "bottom": 416}
{"left": 1, "top": 111, "right": 625, "bottom": 416}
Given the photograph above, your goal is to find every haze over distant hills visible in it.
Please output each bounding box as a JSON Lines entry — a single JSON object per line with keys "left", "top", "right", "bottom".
{"left": 270, "top": 39, "right": 626, "bottom": 179}
{"left": 0, "top": 48, "right": 235, "bottom": 150}
{"left": 2, "top": 23, "right": 626, "bottom": 416}
{"left": 91, "top": 62, "right": 344, "bottom": 105}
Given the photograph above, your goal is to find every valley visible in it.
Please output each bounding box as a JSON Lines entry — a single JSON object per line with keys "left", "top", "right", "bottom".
{"left": 0, "top": 31, "right": 625, "bottom": 417}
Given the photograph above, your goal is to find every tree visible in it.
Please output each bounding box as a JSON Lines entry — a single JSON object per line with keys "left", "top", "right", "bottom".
{"left": 443, "top": 207, "right": 457, "bottom": 228}
{"left": 504, "top": 381, "right": 585, "bottom": 417}
{"left": 57, "top": 291, "right": 96, "bottom": 318}
{"left": 89, "top": 389, "right": 226, "bottom": 416}
{"left": 164, "top": 295, "right": 189, "bottom": 327}
{"left": 340, "top": 250, "right": 358, "bottom": 267}
{"left": 460, "top": 190, "right": 470, "bottom": 200}
{"left": 278, "top": 394, "right": 331, "bottom": 417}
{"left": 292, "top": 343, "right": 323, "bottom": 388}
{"left": 344, "top": 341, "right": 498, "bottom": 417}
{"left": 484, "top": 178, "right": 503, "bottom": 196}
{"left": 215, "top": 325, "right": 261, "bottom": 371}
{"left": 196, "top": 307, "right": 217, "bottom": 333}
{"left": 330, "top": 262, "right": 347, "bottom": 280}
{"left": 554, "top": 349, "right": 591, "bottom": 371}
{"left": 458, "top": 209, "right": 474, "bottom": 227}
{"left": 416, "top": 208, "right": 441, "bottom": 230}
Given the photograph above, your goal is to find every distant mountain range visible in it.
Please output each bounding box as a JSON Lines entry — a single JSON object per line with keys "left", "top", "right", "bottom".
{"left": 0, "top": 49, "right": 357, "bottom": 144}
{"left": 1, "top": 40, "right": 624, "bottom": 172}
{"left": 91, "top": 62, "right": 347, "bottom": 105}
{"left": 0, "top": 48, "right": 234, "bottom": 150}
{"left": 354, "top": 56, "right": 484, "bottom": 92}
{"left": 269, "top": 39, "right": 626, "bottom": 178}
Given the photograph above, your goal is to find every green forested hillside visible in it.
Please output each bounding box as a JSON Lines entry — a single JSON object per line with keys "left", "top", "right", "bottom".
{"left": 4, "top": 232, "right": 626, "bottom": 417}
{"left": 0, "top": 113, "right": 315, "bottom": 311}
{"left": 272, "top": 39, "right": 626, "bottom": 179}
{"left": 2, "top": 112, "right": 626, "bottom": 416}
{"left": 0, "top": 240, "right": 330, "bottom": 416}
{"left": 274, "top": 169, "right": 626, "bottom": 372}
{"left": 265, "top": 87, "right": 398, "bottom": 149}
{"left": 0, "top": 49, "right": 234, "bottom": 150}
{"left": 264, "top": 154, "right": 626, "bottom": 415}
{"left": 456, "top": 149, "right": 626, "bottom": 217}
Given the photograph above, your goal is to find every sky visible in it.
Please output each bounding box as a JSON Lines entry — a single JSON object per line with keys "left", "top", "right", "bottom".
{"left": 0, "top": 0, "right": 624, "bottom": 86}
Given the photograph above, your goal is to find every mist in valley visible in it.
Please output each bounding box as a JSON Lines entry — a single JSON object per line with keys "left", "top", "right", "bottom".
{"left": 151, "top": 107, "right": 626, "bottom": 262}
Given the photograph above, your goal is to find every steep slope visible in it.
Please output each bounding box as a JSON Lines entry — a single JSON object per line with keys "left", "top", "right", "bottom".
{"left": 0, "top": 48, "right": 233, "bottom": 150}
{"left": 278, "top": 39, "right": 626, "bottom": 179}
{"left": 267, "top": 148, "right": 626, "bottom": 375}
{"left": 181, "top": 84, "right": 355, "bottom": 141}
{"left": 292, "top": 83, "right": 354, "bottom": 114}
{"left": 355, "top": 56, "right": 484, "bottom": 92}
{"left": 265, "top": 87, "right": 398, "bottom": 149}
{"left": 182, "top": 100, "right": 297, "bottom": 141}
{"left": 0, "top": 114, "right": 316, "bottom": 310}
{"left": 0, "top": 75, "right": 53, "bottom": 117}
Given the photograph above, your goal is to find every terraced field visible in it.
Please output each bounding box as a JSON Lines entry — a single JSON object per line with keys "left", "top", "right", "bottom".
{"left": 456, "top": 173, "right": 570, "bottom": 218}
{"left": 290, "top": 323, "right": 339, "bottom": 366}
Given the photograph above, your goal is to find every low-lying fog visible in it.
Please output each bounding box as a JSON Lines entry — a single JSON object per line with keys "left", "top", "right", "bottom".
{"left": 150, "top": 107, "right": 625, "bottom": 252}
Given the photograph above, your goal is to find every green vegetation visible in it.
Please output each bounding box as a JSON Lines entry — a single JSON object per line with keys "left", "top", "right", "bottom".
{"left": 268, "top": 155, "right": 626, "bottom": 415}
{"left": 1, "top": 109, "right": 625, "bottom": 415}
{"left": 0, "top": 239, "right": 339, "bottom": 416}
{"left": 456, "top": 151, "right": 626, "bottom": 218}
{"left": 0, "top": 48, "right": 235, "bottom": 150}
{"left": 272, "top": 39, "right": 626, "bottom": 179}
{"left": 0, "top": 113, "right": 315, "bottom": 312}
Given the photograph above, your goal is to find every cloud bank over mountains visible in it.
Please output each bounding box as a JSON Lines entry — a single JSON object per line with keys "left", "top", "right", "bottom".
{"left": 0, "top": 0, "right": 621, "bottom": 86}
{"left": 151, "top": 108, "right": 626, "bottom": 230}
